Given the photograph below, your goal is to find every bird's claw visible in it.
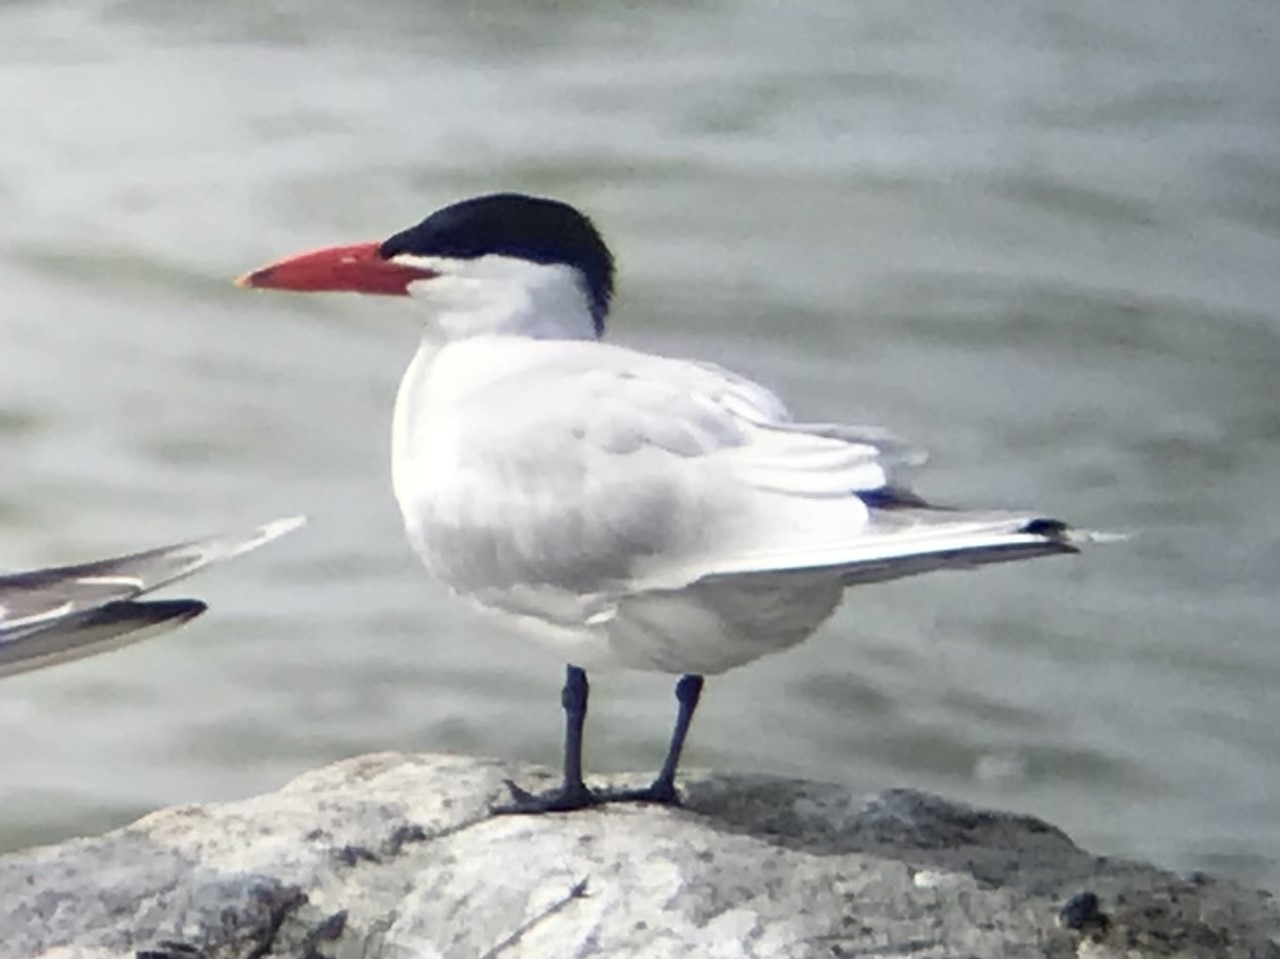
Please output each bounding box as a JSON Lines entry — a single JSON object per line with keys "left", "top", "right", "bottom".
{"left": 596, "top": 779, "right": 682, "bottom": 806}
{"left": 491, "top": 778, "right": 602, "bottom": 815}
{"left": 491, "top": 777, "right": 683, "bottom": 815}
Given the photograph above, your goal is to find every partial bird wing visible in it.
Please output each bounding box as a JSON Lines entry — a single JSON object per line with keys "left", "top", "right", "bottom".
{"left": 0, "top": 516, "right": 305, "bottom": 678}
{"left": 400, "top": 341, "right": 1075, "bottom": 624}
{"left": 0, "top": 600, "right": 209, "bottom": 681}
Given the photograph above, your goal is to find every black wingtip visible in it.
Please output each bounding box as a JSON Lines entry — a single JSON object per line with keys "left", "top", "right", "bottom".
{"left": 1020, "top": 517, "right": 1081, "bottom": 554}
{"left": 92, "top": 598, "right": 209, "bottom": 628}
{"left": 1021, "top": 517, "right": 1070, "bottom": 538}
{"left": 0, "top": 599, "right": 208, "bottom": 680}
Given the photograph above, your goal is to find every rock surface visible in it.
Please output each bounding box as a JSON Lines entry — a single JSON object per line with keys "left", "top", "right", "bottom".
{"left": 0, "top": 752, "right": 1275, "bottom": 959}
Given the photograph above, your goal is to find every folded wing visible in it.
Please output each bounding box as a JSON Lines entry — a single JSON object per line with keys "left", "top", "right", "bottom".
{"left": 405, "top": 342, "right": 1080, "bottom": 623}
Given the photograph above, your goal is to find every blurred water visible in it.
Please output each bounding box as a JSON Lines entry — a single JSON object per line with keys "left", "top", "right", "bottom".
{"left": 1, "top": 0, "right": 1276, "bottom": 892}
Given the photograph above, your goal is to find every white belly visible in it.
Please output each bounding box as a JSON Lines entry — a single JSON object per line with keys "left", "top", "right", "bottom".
{"left": 432, "top": 570, "right": 846, "bottom": 675}
{"left": 599, "top": 574, "right": 846, "bottom": 674}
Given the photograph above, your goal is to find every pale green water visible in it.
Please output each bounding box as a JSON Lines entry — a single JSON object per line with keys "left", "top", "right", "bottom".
{"left": 1, "top": 0, "right": 1277, "bottom": 892}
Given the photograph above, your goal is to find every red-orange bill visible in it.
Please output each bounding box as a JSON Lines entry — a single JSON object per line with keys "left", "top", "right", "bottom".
{"left": 235, "top": 242, "right": 436, "bottom": 296}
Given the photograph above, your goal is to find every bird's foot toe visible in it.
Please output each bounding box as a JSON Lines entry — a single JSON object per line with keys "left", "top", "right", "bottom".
{"left": 491, "top": 778, "right": 601, "bottom": 815}
{"left": 596, "top": 778, "right": 682, "bottom": 806}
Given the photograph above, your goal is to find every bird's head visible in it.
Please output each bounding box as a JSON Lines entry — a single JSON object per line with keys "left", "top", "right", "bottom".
{"left": 237, "top": 193, "right": 615, "bottom": 341}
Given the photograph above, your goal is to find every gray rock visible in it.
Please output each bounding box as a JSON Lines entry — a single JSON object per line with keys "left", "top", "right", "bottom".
{"left": 0, "top": 753, "right": 1275, "bottom": 959}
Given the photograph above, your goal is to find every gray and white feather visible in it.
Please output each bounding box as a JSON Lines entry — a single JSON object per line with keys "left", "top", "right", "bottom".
{"left": 0, "top": 516, "right": 304, "bottom": 678}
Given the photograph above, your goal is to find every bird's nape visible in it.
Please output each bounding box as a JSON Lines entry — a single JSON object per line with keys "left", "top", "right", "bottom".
{"left": 379, "top": 193, "right": 615, "bottom": 328}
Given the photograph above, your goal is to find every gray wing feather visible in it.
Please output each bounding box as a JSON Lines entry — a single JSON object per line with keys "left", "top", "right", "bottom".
{"left": 0, "top": 600, "right": 206, "bottom": 678}
{"left": 0, "top": 516, "right": 304, "bottom": 678}
{"left": 404, "top": 339, "right": 1087, "bottom": 627}
{"left": 406, "top": 345, "right": 916, "bottom": 599}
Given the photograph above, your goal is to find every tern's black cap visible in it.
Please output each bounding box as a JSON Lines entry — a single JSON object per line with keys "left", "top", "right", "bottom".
{"left": 379, "top": 193, "right": 615, "bottom": 333}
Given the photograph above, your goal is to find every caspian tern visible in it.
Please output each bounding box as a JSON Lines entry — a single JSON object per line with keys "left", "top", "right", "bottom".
{"left": 1, "top": 516, "right": 304, "bottom": 678}
{"left": 238, "top": 193, "right": 1091, "bottom": 812}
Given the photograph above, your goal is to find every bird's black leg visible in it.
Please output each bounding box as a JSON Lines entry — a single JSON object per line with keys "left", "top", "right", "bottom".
{"left": 494, "top": 664, "right": 600, "bottom": 814}
{"left": 654, "top": 673, "right": 704, "bottom": 797}
{"left": 603, "top": 673, "right": 704, "bottom": 805}
{"left": 559, "top": 664, "right": 591, "bottom": 798}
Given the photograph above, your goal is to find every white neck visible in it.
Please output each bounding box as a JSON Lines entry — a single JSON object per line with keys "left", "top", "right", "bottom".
{"left": 400, "top": 254, "right": 599, "bottom": 342}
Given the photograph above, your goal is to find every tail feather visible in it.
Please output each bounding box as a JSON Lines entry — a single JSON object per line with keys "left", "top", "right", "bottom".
{"left": 838, "top": 523, "right": 1077, "bottom": 586}
{"left": 704, "top": 510, "right": 1091, "bottom": 585}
